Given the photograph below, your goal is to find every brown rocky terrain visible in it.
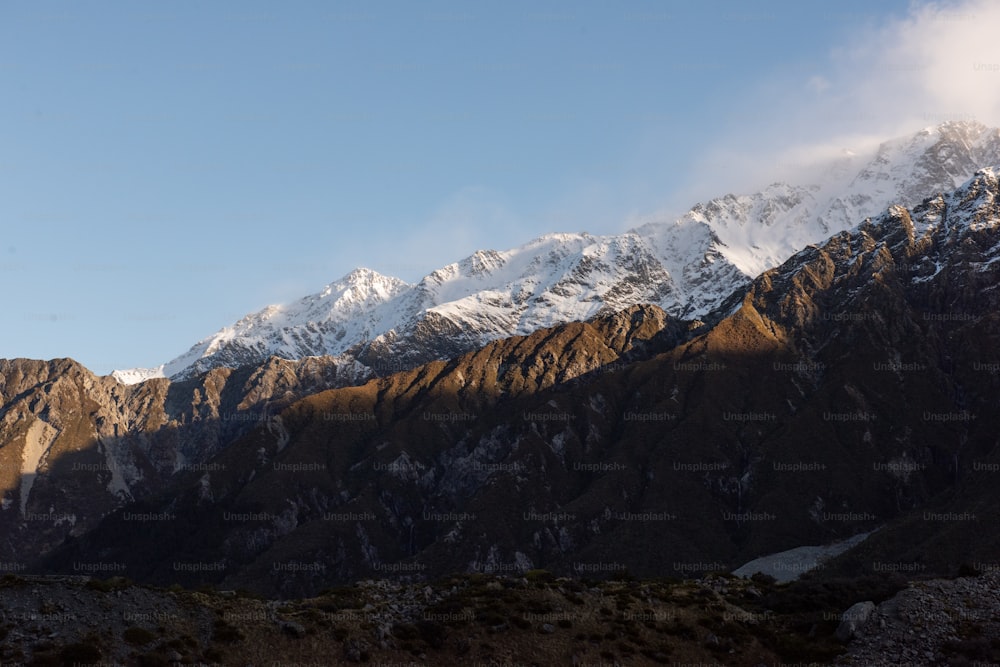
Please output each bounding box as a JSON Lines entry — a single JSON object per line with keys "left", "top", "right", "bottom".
{"left": 1, "top": 302, "right": 690, "bottom": 580}
{"left": 834, "top": 569, "right": 1000, "bottom": 666}
{"left": 0, "top": 355, "right": 369, "bottom": 564}
{"left": 27, "top": 170, "right": 1000, "bottom": 601}
{"left": 0, "top": 569, "right": 904, "bottom": 666}
{"left": 3, "top": 170, "right": 1000, "bottom": 667}
{"left": 7, "top": 568, "right": 1000, "bottom": 666}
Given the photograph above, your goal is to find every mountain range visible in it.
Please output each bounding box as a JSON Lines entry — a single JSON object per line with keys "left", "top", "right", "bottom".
{"left": 0, "top": 157, "right": 995, "bottom": 602}
{"left": 113, "top": 121, "right": 1000, "bottom": 389}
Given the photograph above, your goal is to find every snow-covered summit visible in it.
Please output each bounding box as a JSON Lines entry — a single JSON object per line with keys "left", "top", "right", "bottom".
{"left": 155, "top": 268, "right": 409, "bottom": 381}
{"left": 636, "top": 119, "right": 1000, "bottom": 286}
{"left": 114, "top": 121, "right": 1000, "bottom": 384}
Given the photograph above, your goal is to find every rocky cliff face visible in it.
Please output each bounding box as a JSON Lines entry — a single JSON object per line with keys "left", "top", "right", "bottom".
{"left": 0, "top": 355, "right": 367, "bottom": 563}
{"left": 34, "top": 169, "right": 1000, "bottom": 597}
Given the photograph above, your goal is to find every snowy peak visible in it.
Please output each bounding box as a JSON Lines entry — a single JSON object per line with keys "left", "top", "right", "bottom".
{"left": 157, "top": 268, "right": 409, "bottom": 381}
{"left": 847, "top": 120, "right": 1000, "bottom": 210}
{"left": 320, "top": 267, "right": 410, "bottom": 305}
{"left": 134, "top": 231, "right": 677, "bottom": 383}
{"left": 113, "top": 121, "right": 1000, "bottom": 385}
{"left": 459, "top": 249, "right": 506, "bottom": 278}
{"left": 634, "top": 120, "right": 1000, "bottom": 283}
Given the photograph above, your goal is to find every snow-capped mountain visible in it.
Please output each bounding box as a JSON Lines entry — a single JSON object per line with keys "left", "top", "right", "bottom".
{"left": 119, "top": 235, "right": 678, "bottom": 383}
{"left": 71, "top": 167, "right": 1000, "bottom": 594}
{"left": 114, "top": 120, "right": 1000, "bottom": 384}
{"left": 629, "top": 120, "right": 1000, "bottom": 318}
{"left": 158, "top": 268, "right": 408, "bottom": 381}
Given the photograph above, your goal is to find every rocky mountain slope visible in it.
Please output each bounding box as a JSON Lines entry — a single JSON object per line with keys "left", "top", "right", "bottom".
{"left": 116, "top": 121, "right": 1000, "bottom": 385}
{"left": 0, "top": 303, "right": 686, "bottom": 572}
{"left": 40, "top": 169, "right": 1000, "bottom": 599}
{"left": 0, "top": 355, "right": 371, "bottom": 565}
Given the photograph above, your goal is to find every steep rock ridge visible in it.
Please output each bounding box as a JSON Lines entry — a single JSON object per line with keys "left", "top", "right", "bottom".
{"left": 0, "top": 355, "right": 370, "bottom": 563}
{"left": 47, "top": 170, "right": 1000, "bottom": 597}
{"left": 44, "top": 305, "right": 693, "bottom": 595}
{"left": 117, "top": 121, "right": 1000, "bottom": 385}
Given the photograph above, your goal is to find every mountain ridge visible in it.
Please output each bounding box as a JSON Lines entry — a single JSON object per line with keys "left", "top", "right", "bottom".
{"left": 36, "top": 167, "right": 1000, "bottom": 597}
{"left": 113, "top": 121, "right": 1000, "bottom": 386}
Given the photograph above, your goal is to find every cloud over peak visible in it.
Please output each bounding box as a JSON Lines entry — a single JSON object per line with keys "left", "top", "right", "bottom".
{"left": 677, "top": 0, "right": 1000, "bottom": 206}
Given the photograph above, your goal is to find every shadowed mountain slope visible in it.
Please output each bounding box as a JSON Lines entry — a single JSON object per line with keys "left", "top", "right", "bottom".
{"left": 39, "top": 169, "right": 1000, "bottom": 598}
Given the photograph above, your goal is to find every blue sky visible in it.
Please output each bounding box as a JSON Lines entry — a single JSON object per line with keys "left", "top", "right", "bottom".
{"left": 3, "top": 0, "right": 997, "bottom": 374}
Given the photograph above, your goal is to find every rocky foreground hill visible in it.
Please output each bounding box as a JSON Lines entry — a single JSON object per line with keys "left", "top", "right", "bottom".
{"left": 3, "top": 569, "right": 1000, "bottom": 666}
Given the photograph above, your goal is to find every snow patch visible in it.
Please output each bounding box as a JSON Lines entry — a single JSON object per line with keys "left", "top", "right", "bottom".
{"left": 732, "top": 530, "right": 877, "bottom": 583}
{"left": 110, "top": 365, "right": 166, "bottom": 385}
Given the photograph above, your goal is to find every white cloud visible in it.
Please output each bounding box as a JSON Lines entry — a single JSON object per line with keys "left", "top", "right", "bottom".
{"left": 382, "top": 186, "right": 531, "bottom": 279}
{"left": 349, "top": 0, "right": 1000, "bottom": 268}
{"left": 806, "top": 75, "right": 832, "bottom": 94}
{"left": 837, "top": 0, "right": 1000, "bottom": 131}
{"left": 673, "top": 0, "right": 1000, "bottom": 206}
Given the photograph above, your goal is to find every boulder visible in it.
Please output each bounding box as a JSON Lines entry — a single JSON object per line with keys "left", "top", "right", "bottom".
{"left": 836, "top": 601, "right": 876, "bottom": 642}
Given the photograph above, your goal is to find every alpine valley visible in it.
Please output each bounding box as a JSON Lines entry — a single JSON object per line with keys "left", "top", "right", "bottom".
{"left": 4, "top": 121, "right": 1000, "bottom": 666}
